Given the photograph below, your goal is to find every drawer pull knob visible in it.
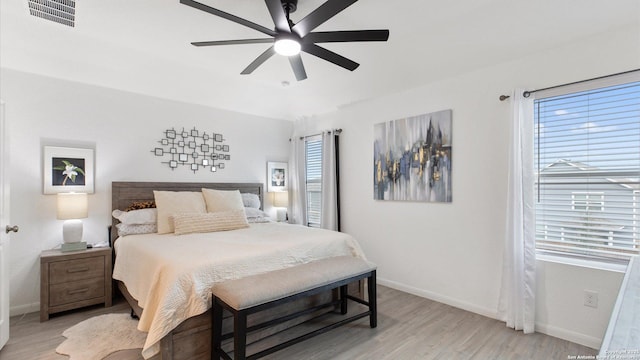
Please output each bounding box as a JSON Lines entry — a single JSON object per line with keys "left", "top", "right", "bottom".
{"left": 67, "top": 267, "right": 89, "bottom": 273}
{"left": 67, "top": 288, "right": 89, "bottom": 295}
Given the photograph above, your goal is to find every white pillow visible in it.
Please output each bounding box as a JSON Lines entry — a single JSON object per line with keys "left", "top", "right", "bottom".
{"left": 202, "top": 188, "right": 245, "bottom": 213}
{"left": 153, "top": 191, "right": 207, "bottom": 234}
{"left": 116, "top": 223, "right": 158, "bottom": 236}
{"left": 112, "top": 208, "right": 157, "bottom": 225}
{"left": 244, "top": 208, "right": 271, "bottom": 223}
{"left": 173, "top": 210, "right": 249, "bottom": 235}
{"left": 241, "top": 193, "right": 261, "bottom": 209}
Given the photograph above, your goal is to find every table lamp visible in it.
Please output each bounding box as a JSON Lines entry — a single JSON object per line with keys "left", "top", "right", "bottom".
{"left": 57, "top": 193, "right": 88, "bottom": 246}
{"left": 273, "top": 191, "right": 289, "bottom": 222}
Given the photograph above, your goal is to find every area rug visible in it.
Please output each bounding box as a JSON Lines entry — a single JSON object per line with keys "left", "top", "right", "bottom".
{"left": 56, "top": 313, "right": 146, "bottom": 360}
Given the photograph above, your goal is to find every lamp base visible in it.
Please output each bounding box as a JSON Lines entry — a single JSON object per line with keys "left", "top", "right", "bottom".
{"left": 276, "top": 208, "right": 287, "bottom": 222}
{"left": 62, "top": 219, "right": 84, "bottom": 244}
{"left": 61, "top": 242, "right": 87, "bottom": 252}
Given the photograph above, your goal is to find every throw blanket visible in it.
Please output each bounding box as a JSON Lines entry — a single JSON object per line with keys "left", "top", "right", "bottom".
{"left": 112, "top": 222, "right": 365, "bottom": 359}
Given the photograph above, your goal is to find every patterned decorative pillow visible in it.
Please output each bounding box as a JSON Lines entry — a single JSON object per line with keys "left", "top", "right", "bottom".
{"left": 124, "top": 201, "right": 156, "bottom": 211}
{"left": 172, "top": 210, "right": 249, "bottom": 235}
{"left": 116, "top": 223, "right": 158, "bottom": 236}
{"left": 112, "top": 208, "right": 157, "bottom": 225}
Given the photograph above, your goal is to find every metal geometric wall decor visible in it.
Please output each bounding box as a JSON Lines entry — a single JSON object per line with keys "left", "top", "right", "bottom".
{"left": 152, "top": 127, "right": 230, "bottom": 173}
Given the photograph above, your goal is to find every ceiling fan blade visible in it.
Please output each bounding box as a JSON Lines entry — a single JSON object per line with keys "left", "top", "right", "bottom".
{"left": 265, "top": 0, "right": 291, "bottom": 32}
{"left": 288, "top": 54, "right": 308, "bottom": 81}
{"left": 302, "top": 44, "right": 359, "bottom": 71}
{"left": 304, "top": 30, "right": 389, "bottom": 43}
{"left": 180, "top": 0, "right": 276, "bottom": 37}
{"left": 241, "top": 46, "right": 276, "bottom": 75}
{"left": 292, "top": 0, "right": 358, "bottom": 37}
{"left": 191, "top": 39, "right": 274, "bottom": 47}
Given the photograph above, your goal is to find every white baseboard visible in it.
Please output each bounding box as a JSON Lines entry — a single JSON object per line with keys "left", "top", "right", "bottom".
{"left": 535, "top": 322, "right": 601, "bottom": 350}
{"left": 10, "top": 302, "right": 39, "bottom": 317}
{"left": 378, "top": 277, "right": 499, "bottom": 320}
{"left": 378, "top": 277, "right": 602, "bottom": 350}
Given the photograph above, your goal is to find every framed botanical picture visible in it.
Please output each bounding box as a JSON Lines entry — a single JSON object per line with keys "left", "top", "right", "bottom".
{"left": 43, "top": 146, "right": 95, "bottom": 194}
{"left": 267, "top": 161, "right": 288, "bottom": 192}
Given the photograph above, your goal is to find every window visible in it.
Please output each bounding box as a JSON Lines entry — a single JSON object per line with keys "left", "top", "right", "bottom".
{"left": 534, "top": 79, "right": 640, "bottom": 261}
{"left": 305, "top": 136, "right": 322, "bottom": 227}
{"left": 571, "top": 192, "right": 604, "bottom": 212}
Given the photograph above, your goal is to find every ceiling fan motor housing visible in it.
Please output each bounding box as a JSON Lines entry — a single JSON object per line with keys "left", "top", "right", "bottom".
{"left": 281, "top": 0, "right": 297, "bottom": 14}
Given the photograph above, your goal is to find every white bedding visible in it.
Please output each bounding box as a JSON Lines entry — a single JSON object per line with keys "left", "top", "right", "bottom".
{"left": 112, "top": 222, "right": 365, "bottom": 359}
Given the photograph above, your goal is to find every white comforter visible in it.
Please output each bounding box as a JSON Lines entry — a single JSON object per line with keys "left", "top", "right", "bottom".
{"left": 112, "top": 222, "right": 365, "bottom": 359}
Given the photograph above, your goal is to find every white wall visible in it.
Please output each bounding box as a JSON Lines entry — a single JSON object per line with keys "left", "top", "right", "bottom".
{"left": 298, "top": 24, "right": 638, "bottom": 348}
{"left": 0, "top": 69, "right": 292, "bottom": 315}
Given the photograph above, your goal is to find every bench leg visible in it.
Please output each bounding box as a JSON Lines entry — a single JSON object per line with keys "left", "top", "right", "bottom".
{"left": 234, "top": 311, "right": 247, "bottom": 360}
{"left": 212, "top": 297, "right": 223, "bottom": 360}
{"left": 368, "top": 271, "right": 377, "bottom": 328}
{"left": 340, "top": 285, "right": 348, "bottom": 315}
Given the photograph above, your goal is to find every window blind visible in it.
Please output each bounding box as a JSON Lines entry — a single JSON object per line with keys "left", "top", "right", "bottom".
{"left": 305, "top": 137, "right": 322, "bottom": 227}
{"left": 534, "top": 81, "right": 640, "bottom": 261}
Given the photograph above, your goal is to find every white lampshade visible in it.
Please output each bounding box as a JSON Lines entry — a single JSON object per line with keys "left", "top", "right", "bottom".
{"left": 57, "top": 193, "right": 88, "bottom": 244}
{"left": 273, "top": 191, "right": 289, "bottom": 208}
{"left": 57, "top": 193, "right": 88, "bottom": 220}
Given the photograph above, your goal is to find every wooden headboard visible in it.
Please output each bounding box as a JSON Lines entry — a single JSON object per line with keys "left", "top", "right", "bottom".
{"left": 111, "top": 181, "right": 264, "bottom": 245}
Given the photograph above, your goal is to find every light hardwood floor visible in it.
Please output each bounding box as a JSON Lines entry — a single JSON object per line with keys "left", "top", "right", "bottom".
{"left": 0, "top": 285, "right": 597, "bottom": 360}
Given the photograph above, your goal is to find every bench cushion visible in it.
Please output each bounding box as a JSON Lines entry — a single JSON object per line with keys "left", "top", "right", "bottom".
{"left": 212, "top": 256, "right": 376, "bottom": 310}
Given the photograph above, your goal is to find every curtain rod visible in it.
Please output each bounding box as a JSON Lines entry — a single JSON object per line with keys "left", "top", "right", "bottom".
{"left": 498, "top": 68, "right": 640, "bottom": 101}
{"left": 289, "top": 128, "right": 342, "bottom": 141}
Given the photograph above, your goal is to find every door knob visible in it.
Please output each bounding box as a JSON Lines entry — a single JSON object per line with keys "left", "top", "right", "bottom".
{"left": 5, "top": 225, "right": 18, "bottom": 234}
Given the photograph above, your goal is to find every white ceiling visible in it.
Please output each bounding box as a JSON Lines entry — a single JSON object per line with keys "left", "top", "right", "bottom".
{"left": 1, "top": 0, "right": 639, "bottom": 120}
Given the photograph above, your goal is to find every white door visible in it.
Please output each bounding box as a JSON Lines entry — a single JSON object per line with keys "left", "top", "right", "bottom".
{"left": 0, "top": 100, "right": 10, "bottom": 349}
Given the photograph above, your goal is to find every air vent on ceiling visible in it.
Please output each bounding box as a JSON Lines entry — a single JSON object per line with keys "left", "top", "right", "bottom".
{"left": 28, "top": 0, "right": 75, "bottom": 27}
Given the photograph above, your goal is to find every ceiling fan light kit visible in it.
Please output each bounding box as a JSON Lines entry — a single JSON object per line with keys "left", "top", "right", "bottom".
{"left": 274, "top": 34, "right": 301, "bottom": 56}
{"left": 180, "top": 0, "right": 389, "bottom": 81}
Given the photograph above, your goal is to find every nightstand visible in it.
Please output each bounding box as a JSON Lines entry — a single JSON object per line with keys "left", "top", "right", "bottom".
{"left": 40, "top": 247, "right": 112, "bottom": 321}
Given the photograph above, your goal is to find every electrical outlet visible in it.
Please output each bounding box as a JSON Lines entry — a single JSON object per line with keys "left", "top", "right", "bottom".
{"left": 584, "top": 290, "right": 598, "bottom": 308}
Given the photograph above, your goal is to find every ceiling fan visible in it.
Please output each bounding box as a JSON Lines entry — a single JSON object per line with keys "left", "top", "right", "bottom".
{"left": 180, "top": 0, "right": 390, "bottom": 81}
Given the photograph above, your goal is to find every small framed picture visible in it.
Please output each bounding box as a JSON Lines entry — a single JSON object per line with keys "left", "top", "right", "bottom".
{"left": 43, "top": 146, "right": 94, "bottom": 194}
{"left": 267, "top": 161, "right": 288, "bottom": 192}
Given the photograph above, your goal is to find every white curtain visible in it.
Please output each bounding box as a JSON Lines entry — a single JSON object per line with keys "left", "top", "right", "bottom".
{"left": 498, "top": 89, "right": 536, "bottom": 334}
{"left": 288, "top": 137, "right": 307, "bottom": 225}
{"left": 320, "top": 131, "right": 339, "bottom": 231}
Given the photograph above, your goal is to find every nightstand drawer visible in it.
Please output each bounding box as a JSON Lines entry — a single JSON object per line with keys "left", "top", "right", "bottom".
{"left": 49, "top": 278, "right": 105, "bottom": 307}
{"left": 49, "top": 256, "right": 105, "bottom": 284}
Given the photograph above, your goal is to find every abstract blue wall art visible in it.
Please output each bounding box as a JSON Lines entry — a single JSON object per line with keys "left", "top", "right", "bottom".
{"left": 374, "top": 110, "right": 452, "bottom": 202}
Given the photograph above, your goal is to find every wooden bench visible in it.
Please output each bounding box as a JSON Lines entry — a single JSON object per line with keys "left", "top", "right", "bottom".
{"left": 211, "top": 256, "right": 377, "bottom": 360}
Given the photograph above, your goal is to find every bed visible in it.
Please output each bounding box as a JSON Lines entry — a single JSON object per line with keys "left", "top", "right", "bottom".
{"left": 110, "top": 181, "right": 366, "bottom": 360}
